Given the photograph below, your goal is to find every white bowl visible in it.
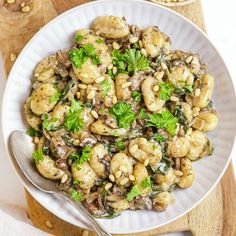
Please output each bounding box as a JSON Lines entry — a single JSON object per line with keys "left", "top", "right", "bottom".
{"left": 1, "top": 0, "right": 236, "bottom": 234}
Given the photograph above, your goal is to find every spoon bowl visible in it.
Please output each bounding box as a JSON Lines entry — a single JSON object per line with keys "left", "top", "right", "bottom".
{"left": 10, "top": 130, "right": 111, "bottom": 236}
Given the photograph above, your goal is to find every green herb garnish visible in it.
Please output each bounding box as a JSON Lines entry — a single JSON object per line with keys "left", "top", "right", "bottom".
{"left": 95, "top": 38, "right": 104, "bottom": 44}
{"left": 131, "top": 91, "right": 142, "bottom": 102}
{"left": 27, "top": 127, "right": 41, "bottom": 137}
{"left": 75, "top": 34, "right": 84, "bottom": 43}
{"left": 127, "top": 185, "right": 141, "bottom": 202}
{"left": 101, "top": 79, "right": 111, "bottom": 97}
{"left": 109, "top": 102, "right": 135, "bottom": 129}
{"left": 159, "top": 82, "right": 173, "bottom": 101}
{"left": 154, "top": 134, "right": 165, "bottom": 142}
{"left": 115, "top": 141, "right": 125, "bottom": 151}
{"left": 123, "top": 49, "right": 150, "bottom": 74}
{"left": 111, "top": 50, "right": 126, "bottom": 72}
{"left": 140, "top": 176, "right": 152, "bottom": 190}
{"left": 32, "top": 148, "right": 44, "bottom": 164}
{"left": 69, "top": 44, "right": 101, "bottom": 68}
{"left": 70, "top": 146, "right": 91, "bottom": 168}
{"left": 70, "top": 190, "right": 83, "bottom": 202}
{"left": 64, "top": 100, "right": 84, "bottom": 133}
{"left": 49, "top": 90, "right": 61, "bottom": 103}
{"left": 42, "top": 114, "right": 58, "bottom": 131}
{"left": 146, "top": 110, "right": 178, "bottom": 136}
{"left": 138, "top": 109, "right": 148, "bottom": 120}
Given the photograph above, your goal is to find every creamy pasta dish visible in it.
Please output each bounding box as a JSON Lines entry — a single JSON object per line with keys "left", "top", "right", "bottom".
{"left": 24, "top": 16, "right": 218, "bottom": 217}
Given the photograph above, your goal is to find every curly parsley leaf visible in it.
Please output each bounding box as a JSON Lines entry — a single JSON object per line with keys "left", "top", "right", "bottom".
{"left": 101, "top": 80, "right": 111, "bottom": 97}
{"left": 127, "top": 185, "right": 140, "bottom": 202}
{"left": 75, "top": 34, "right": 84, "bottom": 43}
{"left": 50, "top": 90, "right": 61, "bottom": 104}
{"left": 111, "top": 50, "right": 126, "bottom": 72}
{"left": 95, "top": 38, "right": 105, "bottom": 44}
{"left": 115, "top": 141, "right": 125, "bottom": 151}
{"left": 64, "top": 100, "right": 84, "bottom": 132}
{"left": 69, "top": 44, "right": 101, "bottom": 68}
{"left": 109, "top": 102, "right": 135, "bottom": 129}
{"left": 159, "top": 82, "right": 173, "bottom": 101}
{"left": 127, "top": 177, "right": 152, "bottom": 202}
{"left": 138, "top": 109, "right": 148, "bottom": 120}
{"left": 140, "top": 176, "right": 152, "bottom": 190}
{"left": 42, "top": 114, "right": 58, "bottom": 131}
{"left": 70, "top": 190, "right": 83, "bottom": 202}
{"left": 27, "top": 127, "right": 42, "bottom": 137}
{"left": 70, "top": 146, "right": 91, "bottom": 168}
{"left": 32, "top": 148, "right": 44, "bottom": 164}
{"left": 153, "top": 134, "right": 165, "bottom": 142}
{"left": 123, "top": 49, "right": 150, "bottom": 74}
{"left": 146, "top": 110, "right": 178, "bottom": 136}
{"left": 131, "top": 91, "right": 142, "bottom": 102}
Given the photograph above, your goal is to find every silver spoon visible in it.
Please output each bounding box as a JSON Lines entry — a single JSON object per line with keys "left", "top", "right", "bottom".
{"left": 10, "top": 130, "right": 111, "bottom": 236}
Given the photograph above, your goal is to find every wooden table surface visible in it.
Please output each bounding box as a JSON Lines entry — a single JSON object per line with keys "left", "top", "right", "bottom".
{"left": 0, "top": 0, "right": 235, "bottom": 235}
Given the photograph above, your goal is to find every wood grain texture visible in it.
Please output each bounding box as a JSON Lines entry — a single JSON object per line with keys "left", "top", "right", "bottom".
{"left": 0, "top": 0, "right": 235, "bottom": 235}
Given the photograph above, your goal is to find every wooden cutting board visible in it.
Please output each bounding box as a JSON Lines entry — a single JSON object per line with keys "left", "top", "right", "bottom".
{"left": 0, "top": 0, "right": 235, "bottom": 235}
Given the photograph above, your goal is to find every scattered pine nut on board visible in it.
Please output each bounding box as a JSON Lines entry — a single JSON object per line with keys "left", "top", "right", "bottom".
{"left": 0, "top": 0, "right": 235, "bottom": 235}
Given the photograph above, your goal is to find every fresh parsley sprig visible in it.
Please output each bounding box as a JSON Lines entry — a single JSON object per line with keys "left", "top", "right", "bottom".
{"left": 109, "top": 102, "right": 135, "bottom": 129}
{"left": 64, "top": 100, "right": 84, "bottom": 133}
{"left": 32, "top": 148, "right": 44, "bottom": 164}
{"left": 69, "top": 44, "right": 101, "bottom": 68}
{"left": 70, "top": 146, "right": 92, "bottom": 168}
{"left": 146, "top": 110, "right": 178, "bottom": 136}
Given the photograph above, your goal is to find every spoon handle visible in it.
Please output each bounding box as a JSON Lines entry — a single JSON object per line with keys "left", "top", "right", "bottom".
{"left": 58, "top": 191, "right": 112, "bottom": 236}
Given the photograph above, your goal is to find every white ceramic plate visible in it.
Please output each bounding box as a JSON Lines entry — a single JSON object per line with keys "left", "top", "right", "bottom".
{"left": 2, "top": 0, "right": 236, "bottom": 234}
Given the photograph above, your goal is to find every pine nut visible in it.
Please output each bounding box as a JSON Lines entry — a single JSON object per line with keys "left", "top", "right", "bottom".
{"left": 78, "top": 84, "right": 87, "bottom": 89}
{"left": 82, "top": 230, "right": 90, "bottom": 236}
{"left": 185, "top": 55, "right": 193, "bottom": 64}
{"left": 170, "top": 96, "right": 179, "bottom": 102}
{"left": 120, "top": 177, "right": 129, "bottom": 186}
{"left": 129, "top": 175, "right": 135, "bottom": 181}
{"left": 7, "top": 0, "right": 15, "bottom": 3}
{"left": 45, "top": 220, "right": 53, "bottom": 229}
{"left": 91, "top": 110, "right": 98, "bottom": 119}
{"left": 105, "top": 183, "right": 112, "bottom": 191}
{"left": 34, "top": 137, "right": 39, "bottom": 144}
{"left": 129, "top": 36, "right": 138, "bottom": 44}
{"left": 87, "top": 90, "right": 96, "bottom": 99}
{"left": 174, "top": 170, "right": 183, "bottom": 176}
{"left": 95, "top": 76, "right": 105, "bottom": 83}
{"left": 21, "top": 6, "right": 30, "bottom": 13}
{"left": 130, "top": 144, "right": 138, "bottom": 153}
{"left": 194, "top": 88, "right": 201, "bottom": 97}
{"left": 107, "top": 64, "right": 113, "bottom": 70}
{"left": 121, "top": 82, "right": 132, "bottom": 89}
{"left": 61, "top": 174, "right": 68, "bottom": 183}
{"left": 154, "top": 71, "right": 165, "bottom": 80}
{"left": 10, "top": 53, "right": 16, "bottom": 62}
{"left": 161, "top": 62, "right": 168, "bottom": 70}
{"left": 112, "top": 95, "right": 117, "bottom": 105}
{"left": 192, "top": 107, "right": 200, "bottom": 117}
{"left": 20, "top": 1, "right": 25, "bottom": 7}
{"left": 112, "top": 66, "right": 118, "bottom": 75}
{"left": 109, "top": 174, "right": 115, "bottom": 182}
{"left": 112, "top": 42, "right": 120, "bottom": 50}
{"left": 144, "top": 159, "right": 149, "bottom": 167}
{"left": 153, "top": 85, "right": 159, "bottom": 92}
{"left": 73, "top": 139, "right": 80, "bottom": 146}
{"left": 115, "top": 171, "right": 122, "bottom": 179}
{"left": 119, "top": 165, "right": 127, "bottom": 173}
{"left": 141, "top": 48, "right": 147, "bottom": 57}
{"left": 139, "top": 40, "right": 143, "bottom": 48}
{"left": 76, "top": 92, "right": 81, "bottom": 99}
